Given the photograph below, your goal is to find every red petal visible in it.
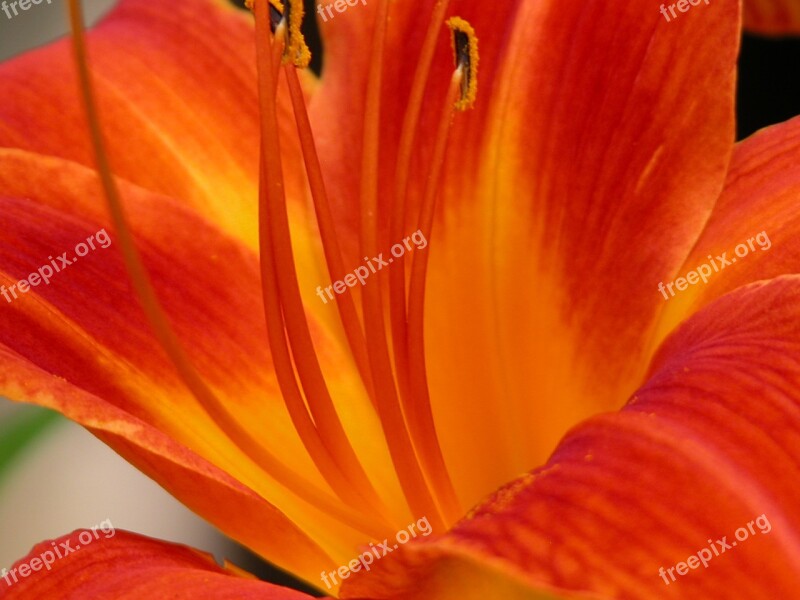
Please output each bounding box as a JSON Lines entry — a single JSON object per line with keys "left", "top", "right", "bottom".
{"left": 312, "top": 0, "right": 742, "bottom": 504}
{"left": 0, "top": 529, "right": 314, "bottom": 599}
{"left": 0, "top": 346, "right": 333, "bottom": 584}
{"left": 342, "top": 277, "right": 800, "bottom": 599}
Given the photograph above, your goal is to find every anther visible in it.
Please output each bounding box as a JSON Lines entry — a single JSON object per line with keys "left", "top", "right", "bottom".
{"left": 446, "top": 17, "right": 479, "bottom": 110}
{"left": 246, "top": 0, "right": 311, "bottom": 67}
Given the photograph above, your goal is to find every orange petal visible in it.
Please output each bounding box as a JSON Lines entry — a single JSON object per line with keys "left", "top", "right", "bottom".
{"left": 0, "top": 351, "right": 335, "bottom": 584}
{"left": 655, "top": 115, "right": 800, "bottom": 347}
{"left": 0, "top": 0, "right": 308, "bottom": 250}
{"left": 436, "top": 0, "right": 742, "bottom": 500}
{"left": 342, "top": 276, "right": 800, "bottom": 599}
{"left": 1, "top": 0, "right": 431, "bottom": 570}
{"left": 743, "top": 0, "right": 800, "bottom": 33}
{"left": 312, "top": 0, "right": 742, "bottom": 505}
{"left": 0, "top": 529, "right": 314, "bottom": 599}
{"left": 0, "top": 149, "right": 401, "bottom": 581}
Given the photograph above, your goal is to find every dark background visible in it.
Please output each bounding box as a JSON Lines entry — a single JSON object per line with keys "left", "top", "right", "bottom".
{"left": 737, "top": 34, "right": 800, "bottom": 139}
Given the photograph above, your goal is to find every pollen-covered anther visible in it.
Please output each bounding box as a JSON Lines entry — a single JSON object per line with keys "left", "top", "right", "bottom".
{"left": 248, "top": 0, "right": 311, "bottom": 67}
{"left": 278, "top": 0, "right": 311, "bottom": 67}
{"left": 446, "top": 17, "right": 479, "bottom": 111}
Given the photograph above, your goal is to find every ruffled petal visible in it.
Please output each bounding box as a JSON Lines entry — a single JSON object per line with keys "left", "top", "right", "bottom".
{"left": 0, "top": 352, "right": 334, "bottom": 584}
{"left": 342, "top": 276, "right": 800, "bottom": 599}
{"left": 0, "top": 529, "right": 314, "bottom": 599}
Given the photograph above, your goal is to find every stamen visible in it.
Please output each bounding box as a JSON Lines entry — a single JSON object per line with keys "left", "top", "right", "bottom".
{"left": 271, "top": 19, "right": 286, "bottom": 87}
{"left": 446, "top": 17, "right": 479, "bottom": 110}
{"left": 66, "top": 0, "right": 382, "bottom": 538}
{"left": 258, "top": 160, "right": 392, "bottom": 526}
{"left": 282, "top": 0, "right": 312, "bottom": 68}
{"left": 258, "top": 31, "right": 381, "bottom": 513}
{"left": 406, "top": 19, "right": 480, "bottom": 525}
{"left": 388, "top": 0, "right": 466, "bottom": 526}
{"left": 249, "top": 0, "right": 311, "bottom": 67}
{"left": 282, "top": 64, "right": 375, "bottom": 401}
{"left": 359, "top": 0, "right": 445, "bottom": 530}
{"left": 252, "top": 0, "right": 387, "bottom": 517}
{"left": 388, "top": 0, "right": 450, "bottom": 415}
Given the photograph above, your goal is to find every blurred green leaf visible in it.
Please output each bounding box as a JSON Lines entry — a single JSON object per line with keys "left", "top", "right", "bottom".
{"left": 0, "top": 405, "right": 60, "bottom": 483}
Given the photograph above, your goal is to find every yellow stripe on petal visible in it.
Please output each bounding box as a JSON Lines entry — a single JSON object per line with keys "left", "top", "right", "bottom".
{"left": 0, "top": 0, "right": 312, "bottom": 251}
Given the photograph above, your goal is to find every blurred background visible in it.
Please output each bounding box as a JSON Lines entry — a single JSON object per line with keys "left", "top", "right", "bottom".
{"left": 1, "top": 0, "right": 799, "bottom": 595}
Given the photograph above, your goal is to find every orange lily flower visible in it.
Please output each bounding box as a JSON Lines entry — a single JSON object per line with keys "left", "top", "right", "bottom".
{"left": 2, "top": 0, "right": 800, "bottom": 597}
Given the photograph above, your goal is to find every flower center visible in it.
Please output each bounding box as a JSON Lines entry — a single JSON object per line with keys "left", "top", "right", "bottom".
{"left": 69, "top": 0, "right": 478, "bottom": 538}
{"left": 251, "top": 0, "right": 479, "bottom": 532}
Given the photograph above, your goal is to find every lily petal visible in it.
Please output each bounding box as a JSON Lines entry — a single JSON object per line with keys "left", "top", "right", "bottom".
{"left": 656, "top": 115, "right": 800, "bottom": 346}
{"left": 342, "top": 276, "right": 800, "bottom": 599}
{"left": 0, "top": 149, "right": 396, "bottom": 580}
{"left": 0, "top": 0, "right": 308, "bottom": 250}
{"left": 311, "top": 0, "right": 741, "bottom": 504}
{"left": 0, "top": 350, "right": 333, "bottom": 584}
{"left": 0, "top": 529, "right": 313, "bottom": 599}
